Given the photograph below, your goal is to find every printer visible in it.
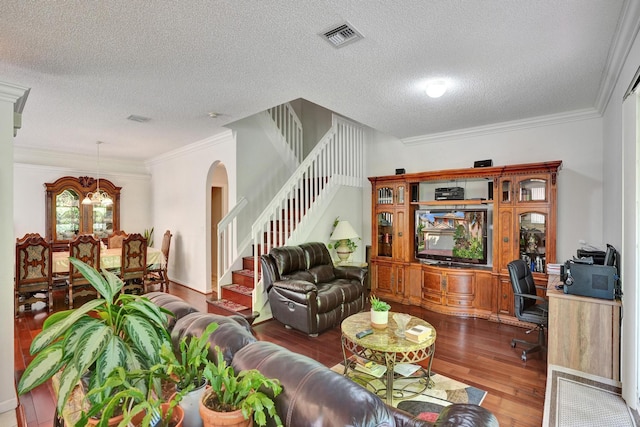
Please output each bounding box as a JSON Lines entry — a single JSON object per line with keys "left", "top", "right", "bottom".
{"left": 561, "top": 244, "right": 620, "bottom": 300}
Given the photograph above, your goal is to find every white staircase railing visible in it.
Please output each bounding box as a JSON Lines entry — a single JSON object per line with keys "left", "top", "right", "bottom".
{"left": 217, "top": 197, "right": 248, "bottom": 282}
{"left": 215, "top": 112, "right": 364, "bottom": 318}
{"left": 267, "top": 103, "right": 303, "bottom": 163}
{"left": 251, "top": 115, "right": 364, "bottom": 309}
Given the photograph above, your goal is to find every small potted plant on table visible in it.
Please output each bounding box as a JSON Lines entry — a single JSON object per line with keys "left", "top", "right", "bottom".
{"left": 370, "top": 294, "right": 391, "bottom": 329}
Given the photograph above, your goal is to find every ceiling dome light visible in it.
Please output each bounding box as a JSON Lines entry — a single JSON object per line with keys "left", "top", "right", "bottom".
{"left": 426, "top": 80, "right": 447, "bottom": 98}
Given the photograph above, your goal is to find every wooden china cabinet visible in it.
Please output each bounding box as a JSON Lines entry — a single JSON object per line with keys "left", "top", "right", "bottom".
{"left": 494, "top": 171, "right": 558, "bottom": 317}
{"left": 370, "top": 181, "right": 409, "bottom": 303}
{"left": 369, "top": 161, "right": 561, "bottom": 324}
{"left": 45, "top": 176, "right": 121, "bottom": 251}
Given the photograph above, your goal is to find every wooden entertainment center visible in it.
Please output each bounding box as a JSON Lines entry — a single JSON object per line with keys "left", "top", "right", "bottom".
{"left": 369, "top": 160, "right": 562, "bottom": 325}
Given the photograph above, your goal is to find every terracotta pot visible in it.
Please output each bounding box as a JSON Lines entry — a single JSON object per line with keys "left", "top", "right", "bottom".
{"left": 370, "top": 309, "right": 389, "bottom": 329}
{"left": 130, "top": 403, "right": 185, "bottom": 427}
{"left": 87, "top": 414, "right": 124, "bottom": 426}
{"left": 199, "top": 388, "right": 252, "bottom": 427}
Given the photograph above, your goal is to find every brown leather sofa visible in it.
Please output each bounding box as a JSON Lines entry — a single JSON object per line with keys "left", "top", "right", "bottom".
{"left": 145, "top": 291, "right": 499, "bottom": 427}
{"left": 260, "top": 242, "right": 367, "bottom": 336}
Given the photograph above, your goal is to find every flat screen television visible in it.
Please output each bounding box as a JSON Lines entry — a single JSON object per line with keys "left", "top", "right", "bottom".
{"left": 415, "top": 208, "right": 488, "bottom": 265}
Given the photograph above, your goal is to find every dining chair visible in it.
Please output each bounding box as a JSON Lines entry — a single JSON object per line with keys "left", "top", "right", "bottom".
{"left": 121, "top": 233, "right": 148, "bottom": 294}
{"left": 68, "top": 234, "right": 101, "bottom": 309}
{"left": 145, "top": 230, "right": 172, "bottom": 292}
{"left": 15, "top": 233, "right": 53, "bottom": 317}
{"left": 108, "top": 230, "right": 128, "bottom": 249}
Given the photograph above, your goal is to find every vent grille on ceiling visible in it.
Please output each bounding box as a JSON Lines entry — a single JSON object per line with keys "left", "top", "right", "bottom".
{"left": 321, "top": 22, "right": 363, "bottom": 48}
{"left": 127, "top": 114, "right": 151, "bottom": 123}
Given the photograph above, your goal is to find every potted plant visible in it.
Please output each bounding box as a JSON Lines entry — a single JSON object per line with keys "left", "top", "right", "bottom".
{"left": 161, "top": 322, "right": 220, "bottom": 427}
{"left": 199, "top": 346, "right": 283, "bottom": 427}
{"left": 370, "top": 294, "right": 391, "bottom": 329}
{"left": 78, "top": 365, "right": 185, "bottom": 427}
{"left": 17, "top": 257, "right": 173, "bottom": 423}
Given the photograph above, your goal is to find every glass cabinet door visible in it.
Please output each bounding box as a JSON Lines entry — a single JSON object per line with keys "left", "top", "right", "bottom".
{"left": 377, "top": 212, "right": 394, "bottom": 257}
{"left": 376, "top": 184, "right": 405, "bottom": 206}
{"left": 92, "top": 205, "right": 114, "bottom": 238}
{"left": 518, "top": 178, "right": 547, "bottom": 202}
{"left": 519, "top": 211, "right": 547, "bottom": 273}
{"left": 377, "top": 186, "right": 394, "bottom": 205}
{"left": 396, "top": 185, "right": 405, "bottom": 205}
{"left": 501, "top": 179, "right": 512, "bottom": 204}
{"left": 55, "top": 189, "right": 80, "bottom": 240}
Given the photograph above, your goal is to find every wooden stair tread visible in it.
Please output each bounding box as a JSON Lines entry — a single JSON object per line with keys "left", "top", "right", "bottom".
{"left": 233, "top": 269, "right": 256, "bottom": 277}
{"left": 221, "top": 284, "right": 253, "bottom": 296}
{"left": 205, "top": 298, "right": 259, "bottom": 324}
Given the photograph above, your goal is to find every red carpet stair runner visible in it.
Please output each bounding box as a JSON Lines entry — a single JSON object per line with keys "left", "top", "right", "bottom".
{"left": 207, "top": 256, "right": 259, "bottom": 323}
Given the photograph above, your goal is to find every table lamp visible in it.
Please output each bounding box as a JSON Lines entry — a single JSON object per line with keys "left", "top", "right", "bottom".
{"left": 330, "top": 220, "right": 359, "bottom": 264}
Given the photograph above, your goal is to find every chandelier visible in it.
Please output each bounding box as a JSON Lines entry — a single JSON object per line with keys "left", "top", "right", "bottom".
{"left": 82, "top": 141, "right": 113, "bottom": 206}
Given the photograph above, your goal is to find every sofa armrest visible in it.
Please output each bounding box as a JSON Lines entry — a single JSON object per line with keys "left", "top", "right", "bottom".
{"left": 272, "top": 279, "right": 317, "bottom": 293}
{"left": 333, "top": 266, "right": 367, "bottom": 284}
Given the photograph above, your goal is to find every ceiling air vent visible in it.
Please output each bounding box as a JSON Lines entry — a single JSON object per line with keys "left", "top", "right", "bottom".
{"left": 127, "top": 114, "right": 151, "bottom": 123}
{"left": 321, "top": 22, "right": 363, "bottom": 48}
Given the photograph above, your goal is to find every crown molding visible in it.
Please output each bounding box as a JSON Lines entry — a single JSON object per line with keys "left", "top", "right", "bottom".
{"left": 145, "top": 129, "right": 234, "bottom": 167}
{"left": 402, "top": 108, "right": 601, "bottom": 146}
{"left": 13, "top": 162, "right": 151, "bottom": 182}
{"left": 13, "top": 145, "right": 149, "bottom": 176}
{"left": 0, "top": 81, "right": 29, "bottom": 106}
{"left": 595, "top": 0, "right": 640, "bottom": 112}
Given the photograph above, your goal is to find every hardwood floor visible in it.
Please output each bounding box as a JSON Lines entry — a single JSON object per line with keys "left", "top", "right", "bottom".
{"left": 15, "top": 285, "right": 547, "bottom": 426}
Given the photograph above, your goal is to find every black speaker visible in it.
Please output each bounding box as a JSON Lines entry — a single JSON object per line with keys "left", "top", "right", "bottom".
{"left": 474, "top": 159, "right": 493, "bottom": 168}
{"left": 411, "top": 184, "right": 419, "bottom": 202}
{"left": 395, "top": 168, "right": 406, "bottom": 175}
{"left": 488, "top": 182, "right": 494, "bottom": 200}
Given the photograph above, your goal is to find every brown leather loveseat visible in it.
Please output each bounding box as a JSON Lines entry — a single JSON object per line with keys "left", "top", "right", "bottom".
{"left": 260, "top": 242, "right": 367, "bottom": 336}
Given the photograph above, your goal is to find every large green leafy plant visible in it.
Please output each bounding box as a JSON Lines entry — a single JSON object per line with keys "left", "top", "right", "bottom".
{"left": 17, "top": 257, "right": 172, "bottom": 415}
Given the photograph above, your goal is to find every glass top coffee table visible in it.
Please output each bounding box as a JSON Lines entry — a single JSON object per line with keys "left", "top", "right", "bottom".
{"left": 340, "top": 311, "right": 436, "bottom": 404}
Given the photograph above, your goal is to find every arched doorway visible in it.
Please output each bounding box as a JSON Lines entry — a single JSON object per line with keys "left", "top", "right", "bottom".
{"left": 210, "top": 162, "right": 229, "bottom": 292}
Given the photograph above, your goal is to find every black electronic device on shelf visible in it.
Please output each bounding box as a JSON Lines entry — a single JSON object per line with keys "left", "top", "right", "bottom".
{"left": 435, "top": 187, "right": 465, "bottom": 200}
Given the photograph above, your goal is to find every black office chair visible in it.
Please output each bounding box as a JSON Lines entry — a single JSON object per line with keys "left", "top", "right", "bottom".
{"left": 507, "top": 259, "right": 548, "bottom": 361}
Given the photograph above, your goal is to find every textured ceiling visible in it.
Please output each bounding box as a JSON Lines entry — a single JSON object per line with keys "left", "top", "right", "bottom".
{"left": 0, "top": 1, "right": 634, "bottom": 161}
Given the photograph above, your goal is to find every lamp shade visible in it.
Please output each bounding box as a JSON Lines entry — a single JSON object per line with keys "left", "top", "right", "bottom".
{"left": 330, "top": 220, "right": 359, "bottom": 241}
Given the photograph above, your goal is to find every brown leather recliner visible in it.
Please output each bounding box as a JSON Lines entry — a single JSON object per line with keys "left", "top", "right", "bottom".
{"left": 260, "top": 242, "right": 367, "bottom": 336}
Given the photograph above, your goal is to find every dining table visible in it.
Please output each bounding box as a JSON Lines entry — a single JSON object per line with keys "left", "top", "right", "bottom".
{"left": 52, "top": 247, "right": 166, "bottom": 274}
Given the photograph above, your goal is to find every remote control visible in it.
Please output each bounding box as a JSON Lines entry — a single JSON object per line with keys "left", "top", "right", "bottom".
{"left": 356, "top": 329, "right": 373, "bottom": 339}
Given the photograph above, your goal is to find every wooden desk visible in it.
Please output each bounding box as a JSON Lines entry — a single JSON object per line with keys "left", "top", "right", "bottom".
{"left": 52, "top": 247, "right": 165, "bottom": 274}
{"left": 547, "top": 274, "right": 621, "bottom": 381}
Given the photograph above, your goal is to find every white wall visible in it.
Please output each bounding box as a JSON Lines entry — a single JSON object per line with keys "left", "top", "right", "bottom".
{"left": 290, "top": 185, "right": 366, "bottom": 263}
{"left": 291, "top": 99, "right": 333, "bottom": 157}
{"left": 147, "top": 130, "right": 236, "bottom": 294}
{"left": 0, "top": 81, "right": 28, "bottom": 423}
{"left": 13, "top": 162, "right": 152, "bottom": 239}
{"left": 365, "top": 117, "right": 604, "bottom": 263}
{"left": 228, "top": 115, "right": 294, "bottom": 239}
{"left": 602, "top": 24, "right": 640, "bottom": 409}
